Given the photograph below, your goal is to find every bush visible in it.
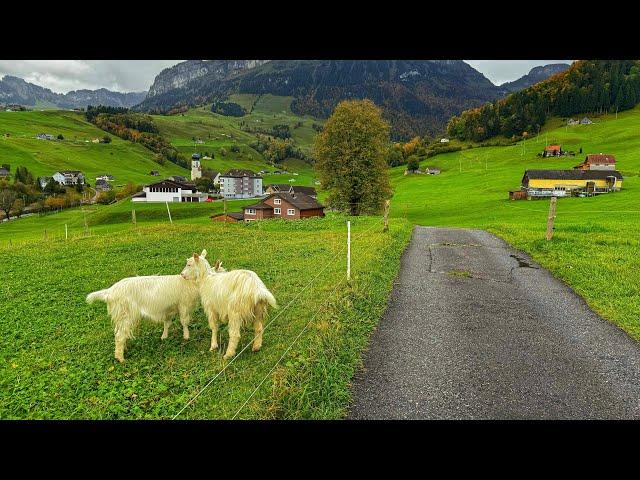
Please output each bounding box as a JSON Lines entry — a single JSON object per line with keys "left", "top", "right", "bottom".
{"left": 57, "top": 134, "right": 64, "bottom": 140}
{"left": 96, "top": 190, "right": 116, "bottom": 204}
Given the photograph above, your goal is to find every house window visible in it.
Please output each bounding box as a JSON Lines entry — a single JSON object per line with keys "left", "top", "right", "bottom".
{"left": 274, "top": 208, "right": 281, "bottom": 214}
{"left": 287, "top": 208, "right": 295, "bottom": 215}
{"left": 246, "top": 209, "right": 256, "bottom": 215}
{"left": 274, "top": 198, "right": 281, "bottom": 205}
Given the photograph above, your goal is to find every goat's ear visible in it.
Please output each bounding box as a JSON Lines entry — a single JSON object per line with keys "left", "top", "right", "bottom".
{"left": 214, "top": 260, "right": 221, "bottom": 270}
{"left": 194, "top": 252, "right": 200, "bottom": 261}
{"left": 201, "top": 249, "right": 207, "bottom": 258}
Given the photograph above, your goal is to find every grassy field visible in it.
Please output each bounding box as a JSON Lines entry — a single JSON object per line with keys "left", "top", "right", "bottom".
{"left": 389, "top": 104, "right": 640, "bottom": 340}
{"left": 0, "top": 110, "right": 188, "bottom": 185}
{"left": 0, "top": 214, "right": 412, "bottom": 419}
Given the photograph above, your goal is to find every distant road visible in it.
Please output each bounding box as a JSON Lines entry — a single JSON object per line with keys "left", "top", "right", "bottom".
{"left": 348, "top": 227, "right": 640, "bottom": 419}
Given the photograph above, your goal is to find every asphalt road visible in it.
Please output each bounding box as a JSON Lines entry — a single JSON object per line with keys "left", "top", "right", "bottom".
{"left": 348, "top": 227, "right": 640, "bottom": 419}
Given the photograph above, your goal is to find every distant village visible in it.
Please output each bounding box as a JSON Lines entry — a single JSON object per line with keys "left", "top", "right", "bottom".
{"left": 511, "top": 141, "right": 623, "bottom": 200}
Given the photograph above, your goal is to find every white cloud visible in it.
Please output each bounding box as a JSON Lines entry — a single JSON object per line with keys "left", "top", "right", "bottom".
{"left": 0, "top": 60, "right": 184, "bottom": 93}
{"left": 465, "top": 60, "right": 574, "bottom": 85}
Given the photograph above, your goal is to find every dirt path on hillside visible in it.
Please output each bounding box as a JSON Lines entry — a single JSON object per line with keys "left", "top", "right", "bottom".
{"left": 348, "top": 227, "right": 640, "bottom": 419}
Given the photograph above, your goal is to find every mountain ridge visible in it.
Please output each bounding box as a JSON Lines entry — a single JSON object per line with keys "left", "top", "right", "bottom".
{"left": 499, "top": 63, "right": 571, "bottom": 93}
{"left": 135, "top": 60, "right": 503, "bottom": 139}
{"left": 0, "top": 75, "right": 147, "bottom": 109}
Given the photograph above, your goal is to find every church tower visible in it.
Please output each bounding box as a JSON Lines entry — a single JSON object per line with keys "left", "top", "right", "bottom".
{"left": 191, "top": 153, "right": 202, "bottom": 181}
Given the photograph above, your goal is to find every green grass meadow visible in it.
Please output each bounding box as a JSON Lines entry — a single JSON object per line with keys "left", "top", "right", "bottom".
{"left": 0, "top": 215, "right": 412, "bottom": 419}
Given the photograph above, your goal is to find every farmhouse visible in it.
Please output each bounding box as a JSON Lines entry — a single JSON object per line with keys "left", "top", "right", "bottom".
{"left": 219, "top": 169, "right": 263, "bottom": 199}
{"left": 0, "top": 167, "right": 9, "bottom": 178}
{"left": 169, "top": 175, "right": 188, "bottom": 183}
{"left": 440, "top": 138, "right": 450, "bottom": 143}
{"left": 567, "top": 118, "right": 579, "bottom": 126}
{"left": 542, "top": 145, "right": 562, "bottom": 157}
{"left": 95, "top": 179, "right": 112, "bottom": 191}
{"left": 96, "top": 174, "right": 114, "bottom": 181}
{"left": 203, "top": 169, "right": 221, "bottom": 185}
{"left": 53, "top": 170, "right": 85, "bottom": 186}
{"left": 36, "top": 133, "right": 55, "bottom": 141}
{"left": 242, "top": 192, "right": 324, "bottom": 222}
{"left": 265, "top": 183, "right": 291, "bottom": 195}
{"left": 574, "top": 154, "right": 616, "bottom": 171}
{"left": 149, "top": 170, "right": 160, "bottom": 176}
{"left": 266, "top": 184, "right": 318, "bottom": 198}
{"left": 425, "top": 167, "right": 441, "bottom": 175}
{"left": 522, "top": 169, "right": 623, "bottom": 197}
{"left": 132, "top": 179, "right": 207, "bottom": 203}
{"left": 581, "top": 117, "right": 593, "bottom": 125}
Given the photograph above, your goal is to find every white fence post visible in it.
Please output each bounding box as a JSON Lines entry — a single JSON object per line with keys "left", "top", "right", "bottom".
{"left": 347, "top": 220, "right": 351, "bottom": 281}
{"left": 65, "top": 223, "right": 68, "bottom": 240}
{"left": 166, "top": 201, "right": 173, "bottom": 224}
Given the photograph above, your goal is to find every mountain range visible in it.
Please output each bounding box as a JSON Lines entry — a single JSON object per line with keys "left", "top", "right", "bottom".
{"left": 498, "top": 63, "right": 570, "bottom": 93}
{"left": 1, "top": 61, "right": 571, "bottom": 139}
{"left": 0, "top": 75, "right": 146, "bottom": 109}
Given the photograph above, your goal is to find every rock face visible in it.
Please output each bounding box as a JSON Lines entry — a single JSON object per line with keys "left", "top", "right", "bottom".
{"left": 499, "top": 63, "right": 571, "bottom": 93}
{"left": 146, "top": 60, "right": 269, "bottom": 98}
{"left": 0, "top": 75, "right": 146, "bottom": 108}
{"left": 136, "top": 60, "right": 503, "bottom": 139}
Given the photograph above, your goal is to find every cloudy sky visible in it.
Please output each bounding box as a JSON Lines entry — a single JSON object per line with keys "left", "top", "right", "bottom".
{"left": 0, "top": 60, "right": 573, "bottom": 93}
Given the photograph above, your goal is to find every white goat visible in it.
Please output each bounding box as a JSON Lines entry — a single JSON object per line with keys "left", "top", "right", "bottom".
{"left": 86, "top": 249, "right": 209, "bottom": 362}
{"left": 181, "top": 253, "right": 277, "bottom": 360}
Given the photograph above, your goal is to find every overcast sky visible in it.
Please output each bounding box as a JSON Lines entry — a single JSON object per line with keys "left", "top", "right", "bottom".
{"left": 0, "top": 60, "right": 573, "bottom": 93}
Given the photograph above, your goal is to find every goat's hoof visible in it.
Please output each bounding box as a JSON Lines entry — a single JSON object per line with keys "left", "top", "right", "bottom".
{"left": 223, "top": 353, "right": 234, "bottom": 360}
{"left": 161, "top": 335, "right": 168, "bottom": 340}
{"left": 210, "top": 345, "right": 218, "bottom": 351}
{"left": 252, "top": 345, "right": 261, "bottom": 352}
{"left": 115, "top": 357, "right": 124, "bottom": 363}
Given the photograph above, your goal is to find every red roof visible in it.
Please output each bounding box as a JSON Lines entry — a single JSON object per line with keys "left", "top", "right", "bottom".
{"left": 544, "top": 145, "right": 561, "bottom": 151}
{"left": 585, "top": 154, "right": 616, "bottom": 164}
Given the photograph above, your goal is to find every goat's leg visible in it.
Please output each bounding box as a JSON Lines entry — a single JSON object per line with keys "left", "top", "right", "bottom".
{"left": 223, "top": 313, "right": 242, "bottom": 360}
{"left": 179, "top": 308, "right": 191, "bottom": 341}
{"left": 114, "top": 331, "right": 127, "bottom": 363}
{"left": 252, "top": 304, "right": 265, "bottom": 352}
{"left": 161, "top": 318, "right": 171, "bottom": 340}
{"left": 207, "top": 310, "right": 219, "bottom": 351}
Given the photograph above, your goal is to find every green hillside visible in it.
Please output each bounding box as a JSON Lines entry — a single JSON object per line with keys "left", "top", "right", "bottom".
{"left": 390, "top": 104, "right": 640, "bottom": 339}
{"left": 0, "top": 110, "right": 188, "bottom": 185}
{"left": 151, "top": 96, "right": 320, "bottom": 186}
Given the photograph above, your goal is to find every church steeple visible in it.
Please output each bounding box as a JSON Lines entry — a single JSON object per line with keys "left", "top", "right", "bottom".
{"left": 191, "top": 153, "right": 202, "bottom": 181}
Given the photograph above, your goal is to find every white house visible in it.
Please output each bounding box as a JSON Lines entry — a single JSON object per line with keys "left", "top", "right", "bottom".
{"left": 440, "top": 138, "right": 450, "bottom": 143}
{"left": 131, "top": 179, "right": 207, "bottom": 203}
{"left": 219, "top": 169, "right": 263, "bottom": 199}
{"left": 53, "top": 170, "right": 85, "bottom": 185}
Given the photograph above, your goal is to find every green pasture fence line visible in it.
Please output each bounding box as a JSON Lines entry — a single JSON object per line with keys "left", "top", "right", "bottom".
{"left": 171, "top": 218, "right": 384, "bottom": 419}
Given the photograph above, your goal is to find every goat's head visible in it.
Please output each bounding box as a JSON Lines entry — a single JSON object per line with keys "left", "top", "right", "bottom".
{"left": 181, "top": 249, "right": 210, "bottom": 281}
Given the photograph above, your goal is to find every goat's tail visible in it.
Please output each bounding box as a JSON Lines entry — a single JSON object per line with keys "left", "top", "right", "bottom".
{"left": 86, "top": 288, "right": 110, "bottom": 304}
{"left": 256, "top": 284, "right": 277, "bottom": 310}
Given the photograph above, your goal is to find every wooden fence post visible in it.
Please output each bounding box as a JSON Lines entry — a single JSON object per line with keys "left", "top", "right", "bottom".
{"left": 546, "top": 196, "right": 557, "bottom": 241}
{"left": 383, "top": 199, "right": 390, "bottom": 232}
{"left": 223, "top": 198, "right": 227, "bottom": 224}
{"left": 132, "top": 209, "right": 136, "bottom": 226}
{"left": 65, "top": 223, "right": 68, "bottom": 240}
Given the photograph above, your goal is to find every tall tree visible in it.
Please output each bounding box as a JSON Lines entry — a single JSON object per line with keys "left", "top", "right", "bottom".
{"left": 0, "top": 187, "right": 17, "bottom": 220}
{"left": 314, "top": 99, "right": 392, "bottom": 215}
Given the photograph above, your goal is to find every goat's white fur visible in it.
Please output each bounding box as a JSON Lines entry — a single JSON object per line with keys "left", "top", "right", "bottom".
{"left": 86, "top": 249, "right": 208, "bottom": 362}
{"left": 181, "top": 254, "right": 277, "bottom": 360}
